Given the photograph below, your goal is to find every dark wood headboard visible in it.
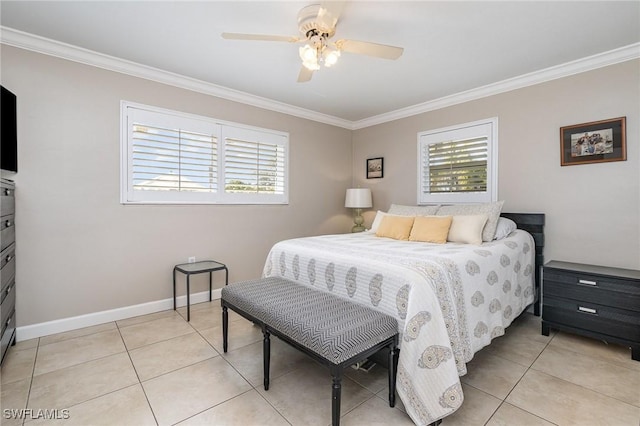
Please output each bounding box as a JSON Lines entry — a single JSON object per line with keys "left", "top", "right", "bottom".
{"left": 501, "top": 212, "right": 545, "bottom": 316}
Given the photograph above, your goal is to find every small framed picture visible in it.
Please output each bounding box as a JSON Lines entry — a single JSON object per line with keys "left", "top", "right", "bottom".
{"left": 367, "top": 157, "right": 383, "bottom": 179}
{"left": 560, "top": 117, "right": 626, "bottom": 166}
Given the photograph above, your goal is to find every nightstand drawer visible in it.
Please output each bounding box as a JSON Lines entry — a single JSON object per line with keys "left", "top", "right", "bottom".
{"left": 544, "top": 269, "right": 640, "bottom": 312}
{"left": 544, "top": 296, "right": 640, "bottom": 342}
{"left": 543, "top": 262, "right": 640, "bottom": 312}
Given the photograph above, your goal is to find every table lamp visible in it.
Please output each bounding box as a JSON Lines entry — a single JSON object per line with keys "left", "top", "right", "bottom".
{"left": 345, "top": 188, "right": 372, "bottom": 233}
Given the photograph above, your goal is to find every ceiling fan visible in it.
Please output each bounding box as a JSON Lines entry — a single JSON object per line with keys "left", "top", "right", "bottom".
{"left": 222, "top": 2, "right": 404, "bottom": 83}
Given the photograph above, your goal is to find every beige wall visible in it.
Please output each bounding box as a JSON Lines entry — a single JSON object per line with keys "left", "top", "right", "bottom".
{"left": 3, "top": 45, "right": 638, "bottom": 328}
{"left": 1, "top": 46, "right": 353, "bottom": 326}
{"left": 353, "top": 60, "right": 640, "bottom": 270}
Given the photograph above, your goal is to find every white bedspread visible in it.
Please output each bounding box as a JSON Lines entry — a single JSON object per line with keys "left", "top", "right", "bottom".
{"left": 263, "top": 230, "right": 535, "bottom": 425}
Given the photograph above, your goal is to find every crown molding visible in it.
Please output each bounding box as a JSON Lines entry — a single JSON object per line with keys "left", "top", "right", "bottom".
{"left": 352, "top": 42, "right": 640, "bottom": 130}
{"left": 2, "top": 26, "right": 638, "bottom": 131}
{"left": 0, "top": 26, "right": 353, "bottom": 130}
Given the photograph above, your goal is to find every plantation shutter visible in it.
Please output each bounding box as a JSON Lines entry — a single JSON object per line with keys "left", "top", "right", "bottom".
{"left": 122, "top": 102, "right": 289, "bottom": 204}
{"left": 417, "top": 118, "right": 497, "bottom": 204}
{"left": 224, "top": 138, "right": 285, "bottom": 194}
{"left": 422, "top": 137, "right": 488, "bottom": 194}
{"left": 131, "top": 124, "right": 217, "bottom": 193}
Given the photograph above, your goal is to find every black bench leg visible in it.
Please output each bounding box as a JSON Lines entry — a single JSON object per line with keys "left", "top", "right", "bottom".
{"left": 222, "top": 306, "right": 228, "bottom": 353}
{"left": 388, "top": 340, "right": 398, "bottom": 407}
{"left": 263, "top": 327, "right": 271, "bottom": 391}
{"left": 331, "top": 369, "right": 342, "bottom": 426}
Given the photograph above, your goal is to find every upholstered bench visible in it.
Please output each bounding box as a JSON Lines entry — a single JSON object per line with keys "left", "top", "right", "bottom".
{"left": 221, "top": 276, "right": 399, "bottom": 426}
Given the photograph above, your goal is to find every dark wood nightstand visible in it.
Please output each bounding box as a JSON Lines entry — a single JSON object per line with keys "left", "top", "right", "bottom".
{"left": 542, "top": 260, "right": 640, "bottom": 361}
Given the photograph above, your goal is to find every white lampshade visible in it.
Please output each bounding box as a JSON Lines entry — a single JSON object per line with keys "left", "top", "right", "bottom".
{"left": 345, "top": 188, "right": 372, "bottom": 209}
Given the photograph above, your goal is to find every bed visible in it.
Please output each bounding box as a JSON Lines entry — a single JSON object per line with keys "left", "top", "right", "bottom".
{"left": 262, "top": 210, "right": 544, "bottom": 425}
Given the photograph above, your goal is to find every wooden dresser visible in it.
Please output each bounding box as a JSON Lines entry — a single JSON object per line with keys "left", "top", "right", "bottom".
{"left": 542, "top": 260, "right": 640, "bottom": 361}
{"left": 1, "top": 178, "right": 16, "bottom": 364}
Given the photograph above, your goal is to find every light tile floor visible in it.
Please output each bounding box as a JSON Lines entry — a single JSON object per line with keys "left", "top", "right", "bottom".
{"left": 1, "top": 303, "right": 639, "bottom": 425}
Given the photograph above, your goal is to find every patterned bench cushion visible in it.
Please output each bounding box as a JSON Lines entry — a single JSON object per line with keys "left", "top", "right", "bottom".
{"left": 221, "top": 277, "right": 398, "bottom": 365}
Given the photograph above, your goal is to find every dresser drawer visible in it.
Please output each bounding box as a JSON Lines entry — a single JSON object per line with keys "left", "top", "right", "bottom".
{"left": 0, "top": 310, "right": 15, "bottom": 365}
{"left": 0, "top": 214, "right": 15, "bottom": 252}
{"left": 0, "top": 183, "right": 15, "bottom": 217}
{"left": 1, "top": 271, "right": 15, "bottom": 305}
{"left": 0, "top": 277, "right": 15, "bottom": 333}
{"left": 543, "top": 296, "right": 640, "bottom": 342}
{"left": 0, "top": 242, "right": 15, "bottom": 269}
{"left": 1, "top": 243, "right": 16, "bottom": 292}
{"left": 544, "top": 269, "right": 640, "bottom": 312}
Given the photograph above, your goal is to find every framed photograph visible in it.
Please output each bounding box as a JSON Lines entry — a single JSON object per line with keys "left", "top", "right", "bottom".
{"left": 366, "top": 157, "right": 383, "bottom": 179}
{"left": 560, "top": 117, "right": 626, "bottom": 166}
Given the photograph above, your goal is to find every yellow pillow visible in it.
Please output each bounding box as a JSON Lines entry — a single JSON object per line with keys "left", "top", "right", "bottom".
{"left": 376, "top": 215, "right": 415, "bottom": 241}
{"left": 447, "top": 215, "right": 489, "bottom": 245}
{"left": 409, "top": 215, "right": 453, "bottom": 244}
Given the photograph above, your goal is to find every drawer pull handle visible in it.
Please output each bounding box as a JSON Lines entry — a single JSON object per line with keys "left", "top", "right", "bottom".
{"left": 578, "top": 306, "right": 597, "bottom": 315}
{"left": 5, "top": 220, "right": 11, "bottom": 227}
{"left": 6, "top": 317, "right": 11, "bottom": 326}
{"left": 4, "top": 189, "right": 11, "bottom": 196}
{"left": 5, "top": 255, "right": 12, "bottom": 263}
{"left": 578, "top": 279, "right": 597, "bottom": 286}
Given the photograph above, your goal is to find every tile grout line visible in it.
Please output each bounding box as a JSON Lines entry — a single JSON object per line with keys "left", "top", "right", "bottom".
{"left": 170, "top": 388, "right": 261, "bottom": 425}
{"left": 544, "top": 332, "right": 640, "bottom": 374}
{"left": 115, "top": 320, "right": 160, "bottom": 426}
{"left": 20, "top": 337, "right": 40, "bottom": 426}
{"left": 171, "top": 306, "right": 293, "bottom": 425}
{"left": 252, "top": 383, "right": 294, "bottom": 426}
{"left": 36, "top": 324, "right": 119, "bottom": 349}
{"left": 531, "top": 331, "right": 640, "bottom": 410}
{"left": 24, "top": 322, "right": 148, "bottom": 424}
{"left": 488, "top": 327, "right": 560, "bottom": 426}
{"left": 116, "top": 310, "right": 258, "bottom": 425}
{"left": 458, "top": 316, "right": 559, "bottom": 425}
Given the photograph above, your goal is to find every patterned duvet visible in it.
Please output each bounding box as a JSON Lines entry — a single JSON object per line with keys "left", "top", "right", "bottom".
{"left": 263, "top": 230, "right": 535, "bottom": 425}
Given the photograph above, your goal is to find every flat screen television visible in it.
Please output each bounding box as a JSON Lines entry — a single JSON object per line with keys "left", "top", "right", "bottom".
{"left": 1, "top": 85, "right": 18, "bottom": 172}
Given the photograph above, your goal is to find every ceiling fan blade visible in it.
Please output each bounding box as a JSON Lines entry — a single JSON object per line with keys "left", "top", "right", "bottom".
{"left": 336, "top": 39, "right": 404, "bottom": 60}
{"left": 221, "top": 32, "right": 300, "bottom": 43}
{"left": 317, "top": 1, "right": 346, "bottom": 32}
{"left": 297, "top": 66, "right": 314, "bottom": 83}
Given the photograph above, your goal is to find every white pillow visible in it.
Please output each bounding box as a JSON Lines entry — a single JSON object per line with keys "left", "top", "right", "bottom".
{"left": 388, "top": 204, "right": 440, "bottom": 216}
{"left": 493, "top": 217, "right": 517, "bottom": 240}
{"left": 447, "top": 215, "right": 488, "bottom": 245}
{"left": 370, "top": 211, "right": 387, "bottom": 232}
{"left": 437, "top": 201, "right": 504, "bottom": 242}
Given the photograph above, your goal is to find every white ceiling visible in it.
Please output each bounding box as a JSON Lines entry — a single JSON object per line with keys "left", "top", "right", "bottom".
{"left": 1, "top": 1, "right": 639, "bottom": 128}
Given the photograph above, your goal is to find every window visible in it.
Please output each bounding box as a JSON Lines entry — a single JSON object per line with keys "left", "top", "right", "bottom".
{"left": 121, "top": 102, "right": 288, "bottom": 204}
{"left": 417, "top": 118, "right": 497, "bottom": 204}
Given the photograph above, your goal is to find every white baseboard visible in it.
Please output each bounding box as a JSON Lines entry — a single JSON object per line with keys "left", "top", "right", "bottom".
{"left": 16, "top": 288, "right": 223, "bottom": 342}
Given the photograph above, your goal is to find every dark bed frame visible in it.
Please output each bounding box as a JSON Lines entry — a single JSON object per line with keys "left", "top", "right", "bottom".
{"left": 501, "top": 212, "right": 545, "bottom": 316}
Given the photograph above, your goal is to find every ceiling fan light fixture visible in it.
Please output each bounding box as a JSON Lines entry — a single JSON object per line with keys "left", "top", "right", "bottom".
{"left": 223, "top": 2, "right": 403, "bottom": 83}
{"left": 299, "top": 44, "right": 316, "bottom": 62}
{"left": 299, "top": 44, "right": 320, "bottom": 70}
{"left": 302, "top": 58, "right": 320, "bottom": 71}
{"left": 323, "top": 48, "right": 340, "bottom": 67}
